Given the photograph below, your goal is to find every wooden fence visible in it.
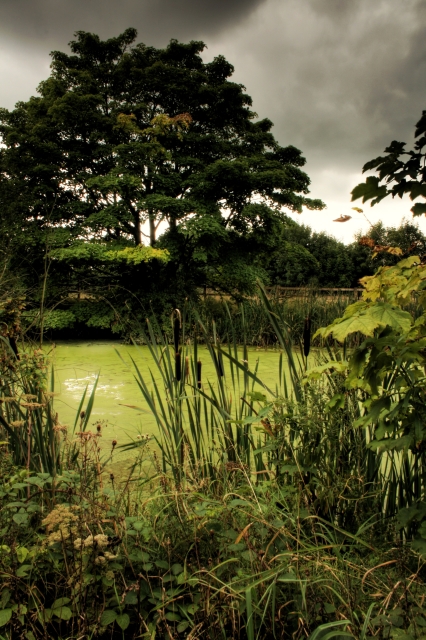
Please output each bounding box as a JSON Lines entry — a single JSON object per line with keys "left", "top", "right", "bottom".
{"left": 197, "top": 286, "right": 363, "bottom": 301}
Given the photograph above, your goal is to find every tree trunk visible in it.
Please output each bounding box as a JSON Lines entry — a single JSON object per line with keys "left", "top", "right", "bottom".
{"left": 134, "top": 214, "right": 142, "bottom": 245}
{"left": 149, "top": 212, "right": 156, "bottom": 246}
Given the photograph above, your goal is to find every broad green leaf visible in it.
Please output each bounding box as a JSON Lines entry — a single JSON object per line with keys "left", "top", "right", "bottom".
{"left": 171, "top": 563, "right": 183, "bottom": 575}
{"left": 367, "top": 303, "right": 412, "bottom": 332}
{"left": 325, "top": 394, "right": 345, "bottom": 411}
{"left": 124, "top": 592, "right": 138, "bottom": 605}
{"left": 16, "top": 547, "right": 29, "bottom": 563}
{"left": 100, "top": 609, "right": 117, "bottom": 626}
{"left": 411, "top": 202, "right": 426, "bottom": 216}
{"left": 16, "top": 565, "right": 31, "bottom": 577}
{"left": 12, "top": 513, "right": 28, "bottom": 526}
{"left": 165, "top": 612, "right": 181, "bottom": 622}
{"left": 325, "top": 313, "right": 379, "bottom": 341}
{"left": 52, "top": 598, "right": 70, "bottom": 609}
{"left": 351, "top": 176, "right": 387, "bottom": 204}
{"left": 177, "top": 621, "right": 189, "bottom": 632}
{"left": 116, "top": 613, "right": 130, "bottom": 630}
{"left": 0, "top": 609, "right": 12, "bottom": 627}
{"left": 53, "top": 606, "right": 72, "bottom": 621}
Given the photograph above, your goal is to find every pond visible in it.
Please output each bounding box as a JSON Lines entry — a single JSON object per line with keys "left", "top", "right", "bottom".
{"left": 48, "top": 341, "right": 291, "bottom": 450}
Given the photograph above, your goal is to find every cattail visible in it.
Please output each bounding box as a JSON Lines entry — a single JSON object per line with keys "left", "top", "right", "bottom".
{"left": 213, "top": 348, "right": 224, "bottom": 377}
{"left": 303, "top": 316, "right": 312, "bottom": 358}
{"left": 185, "top": 356, "right": 190, "bottom": 381}
{"left": 173, "top": 310, "right": 181, "bottom": 353}
{"left": 197, "top": 359, "right": 202, "bottom": 389}
{"left": 175, "top": 351, "right": 181, "bottom": 381}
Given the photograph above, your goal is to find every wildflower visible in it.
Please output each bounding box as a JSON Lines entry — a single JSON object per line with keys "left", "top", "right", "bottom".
{"left": 95, "top": 556, "right": 106, "bottom": 565}
{"left": 21, "top": 394, "right": 38, "bottom": 401}
{"left": 0, "top": 397, "right": 16, "bottom": 403}
{"left": 105, "top": 570, "right": 115, "bottom": 580}
{"left": 9, "top": 420, "right": 24, "bottom": 428}
{"left": 104, "top": 552, "right": 118, "bottom": 561}
{"left": 94, "top": 534, "right": 109, "bottom": 548}
{"left": 42, "top": 505, "right": 80, "bottom": 546}
{"left": 81, "top": 533, "right": 109, "bottom": 549}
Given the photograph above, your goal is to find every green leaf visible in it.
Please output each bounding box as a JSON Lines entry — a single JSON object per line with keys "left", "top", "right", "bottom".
{"left": 52, "top": 606, "right": 72, "bottom": 621}
{"left": 351, "top": 176, "right": 388, "bottom": 204}
{"left": 52, "top": 598, "right": 71, "bottom": 609}
{"left": 411, "top": 202, "right": 426, "bottom": 216}
{"left": 326, "top": 312, "right": 379, "bottom": 341}
{"left": 116, "top": 613, "right": 130, "bottom": 630}
{"left": 0, "top": 609, "right": 12, "bottom": 627}
{"left": 187, "top": 604, "right": 199, "bottom": 615}
{"left": 165, "top": 612, "right": 181, "bottom": 622}
{"left": 16, "top": 565, "right": 31, "bottom": 577}
{"left": 325, "top": 394, "right": 345, "bottom": 411}
{"left": 124, "top": 592, "right": 138, "bottom": 605}
{"left": 177, "top": 621, "right": 189, "bottom": 632}
{"left": 367, "top": 303, "right": 412, "bottom": 333}
{"left": 155, "top": 560, "right": 169, "bottom": 569}
{"left": 12, "top": 513, "right": 28, "bottom": 526}
{"left": 171, "top": 563, "right": 183, "bottom": 575}
{"left": 16, "top": 547, "right": 29, "bottom": 563}
{"left": 100, "top": 609, "right": 117, "bottom": 626}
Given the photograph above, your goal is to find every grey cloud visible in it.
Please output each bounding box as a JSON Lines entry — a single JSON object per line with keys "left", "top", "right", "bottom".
{"left": 0, "top": 0, "right": 267, "bottom": 50}
{"left": 209, "top": 0, "right": 426, "bottom": 175}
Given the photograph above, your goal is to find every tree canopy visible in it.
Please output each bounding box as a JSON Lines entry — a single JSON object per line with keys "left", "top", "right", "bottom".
{"left": 0, "top": 29, "right": 324, "bottom": 252}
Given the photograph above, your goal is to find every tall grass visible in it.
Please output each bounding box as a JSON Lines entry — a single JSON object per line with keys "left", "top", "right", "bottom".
{"left": 0, "top": 336, "right": 99, "bottom": 477}
{"left": 120, "top": 293, "right": 392, "bottom": 534}
{"left": 194, "top": 291, "right": 359, "bottom": 348}
{"left": 1, "top": 290, "right": 426, "bottom": 638}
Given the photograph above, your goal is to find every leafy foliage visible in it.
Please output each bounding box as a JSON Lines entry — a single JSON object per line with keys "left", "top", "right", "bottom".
{"left": 351, "top": 110, "right": 426, "bottom": 216}
{"left": 315, "top": 255, "right": 426, "bottom": 544}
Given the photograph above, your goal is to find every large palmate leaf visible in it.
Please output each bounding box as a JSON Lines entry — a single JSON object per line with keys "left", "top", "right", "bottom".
{"left": 318, "top": 312, "right": 379, "bottom": 341}
{"left": 367, "top": 303, "right": 412, "bottom": 332}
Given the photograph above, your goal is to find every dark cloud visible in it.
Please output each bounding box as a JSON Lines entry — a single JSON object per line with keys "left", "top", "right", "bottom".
{"left": 1, "top": 0, "right": 426, "bottom": 240}
{"left": 0, "top": 0, "right": 267, "bottom": 49}
{"left": 208, "top": 0, "right": 426, "bottom": 169}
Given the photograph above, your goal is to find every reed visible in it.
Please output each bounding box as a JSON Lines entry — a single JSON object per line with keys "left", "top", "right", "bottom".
{"left": 120, "top": 294, "right": 393, "bottom": 535}
{"left": 0, "top": 337, "right": 99, "bottom": 477}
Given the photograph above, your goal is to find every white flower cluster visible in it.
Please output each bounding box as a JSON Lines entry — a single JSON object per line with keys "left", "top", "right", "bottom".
{"left": 74, "top": 533, "right": 109, "bottom": 549}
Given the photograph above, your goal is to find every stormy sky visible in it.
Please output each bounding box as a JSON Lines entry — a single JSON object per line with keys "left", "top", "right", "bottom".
{"left": 1, "top": 0, "right": 425, "bottom": 242}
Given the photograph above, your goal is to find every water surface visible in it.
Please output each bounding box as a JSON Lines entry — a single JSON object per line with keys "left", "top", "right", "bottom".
{"left": 49, "top": 341, "right": 287, "bottom": 446}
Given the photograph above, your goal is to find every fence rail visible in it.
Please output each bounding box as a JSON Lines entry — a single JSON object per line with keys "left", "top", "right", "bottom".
{"left": 197, "top": 286, "right": 363, "bottom": 300}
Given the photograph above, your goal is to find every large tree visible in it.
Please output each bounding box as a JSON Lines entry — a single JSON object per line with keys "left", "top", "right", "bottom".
{"left": 0, "top": 29, "right": 324, "bottom": 249}
{"left": 0, "top": 30, "right": 326, "bottom": 334}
